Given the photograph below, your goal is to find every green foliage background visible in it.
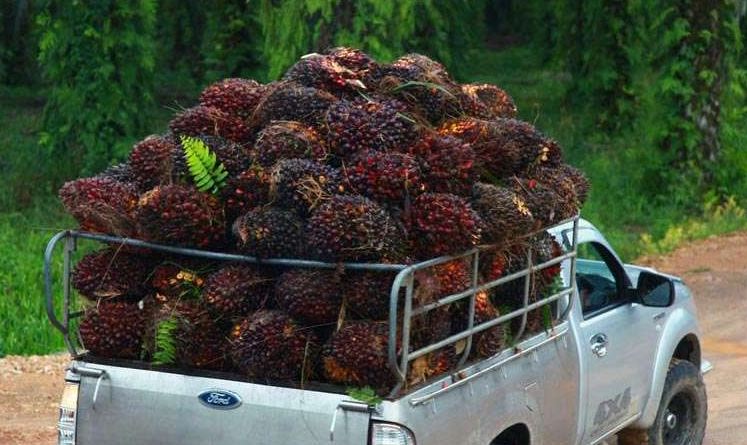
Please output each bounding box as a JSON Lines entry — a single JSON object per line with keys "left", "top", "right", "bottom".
{"left": 0, "top": 0, "right": 746, "bottom": 356}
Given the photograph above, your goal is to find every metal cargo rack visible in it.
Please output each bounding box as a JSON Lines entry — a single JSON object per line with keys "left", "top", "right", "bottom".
{"left": 44, "top": 215, "right": 579, "bottom": 398}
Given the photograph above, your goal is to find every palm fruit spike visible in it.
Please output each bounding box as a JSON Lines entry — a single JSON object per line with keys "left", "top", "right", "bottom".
{"left": 72, "top": 249, "right": 153, "bottom": 302}
{"left": 346, "top": 150, "right": 423, "bottom": 203}
{"left": 251, "top": 82, "right": 337, "bottom": 129}
{"left": 471, "top": 182, "right": 535, "bottom": 244}
{"left": 169, "top": 105, "right": 252, "bottom": 144}
{"left": 409, "top": 134, "right": 477, "bottom": 195}
{"left": 322, "top": 100, "right": 379, "bottom": 158}
{"left": 270, "top": 158, "right": 344, "bottom": 215}
{"left": 254, "top": 121, "right": 327, "bottom": 168}
{"left": 129, "top": 135, "right": 177, "bottom": 191}
{"left": 283, "top": 53, "right": 365, "bottom": 94}
{"left": 510, "top": 178, "right": 565, "bottom": 228}
{"left": 324, "top": 47, "right": 378, "bottom": 72}
{"left": 522, "top": 164, "right": 589, "bottom": 212}
{"left": 340, "top": 271, "right": 396, "bottom": 320}
{"left": 409, "top": 193, "right": 483, "bottom": 258}
{"left": 275, "top": 269, "right": 342, "bottom": 325}
{"left": 306, "top": 195, "right": 407, "bottom": 262}
{"left": 136, "top": 184, "right": 225, "bottom": 248}
{"left": 199, "top": 78, "right": 263, "bottom": 118}
{"left": 79, "top": 300, "right": 145, "bottom": 359}
{"left": 233, "top": 207, "right": 303, "bottom": 258}
{"left": 461, "top": 83, "right": 517, "bottom": 119}
{"left": 59, "top": 177, "right": 138, "bottom": 237}
{"left": 231, "top": 310, "right": 319, "bottom": 381}
{"left": 322, "top": 321, "right": 396, "bottom": 390}
{"left": 203, "top": 264, "right": 272, "bottom": 317}
{"left": 222, "top": 166, "right": 272, "bottom": 222}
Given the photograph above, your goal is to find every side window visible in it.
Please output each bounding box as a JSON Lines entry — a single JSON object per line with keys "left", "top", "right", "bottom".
{"left": 576, "top": 242, "right": 626, "bottom": 317}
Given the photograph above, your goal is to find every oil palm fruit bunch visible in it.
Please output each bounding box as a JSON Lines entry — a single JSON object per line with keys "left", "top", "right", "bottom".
{"left": 522, "top": 164, "right": 589, "bottom": 213}
{"left": 454, "top": 291, "right": 507, "bottom": 359}
{"left": 283, "top": 53, "right": 365, "bottom": 96}
{"left": 275, "top": 269, "right": 342, "bottom": 325}
{"left": 307, "top": 195, "right": 407, "bottom": 262}
{"left": 460, "top": 83, "right": 517, "bottom": 119}
{"left": 322, "top": 321, "right": 396, "bottom": 389}
{"left": 346, "top": 150, "right": 423, "bottom": 203}
{"left": 222, "top": 166, "right": 272, "bottom": 222}
{"left": 72, "top": 249, "right": 153, "bottom": 302}
{"left": 251, "top": 82, "right": 337, "bottom": 129}
{"left": 170, "top": 105, "right": 252, "bottom": 144}
{"left": 254, "top": 121, "right": 327, "bottom": 168}
{"left": 340, "top": 271, "right": 396, "bottom": 320}
{"left": 129, "top": 135, "right": 177, "bottom": 191}
{"left": 511, "top": 179, "right": 564, "bottom": 228}
{"left": 136, "top": 184, "right": 225, "bottom": 248}
{"left": 150, "top": 258, "right": 212, "bottom": 304}
{"left": 231, "top": 310, "right": 319, "bottom": 381}
{"left": 471, "top": 182, "right": 535, "bottom": 244}
{"left": 203, "top": 264, "right": 272, "bottom": 317}
{"left": 409, "top": 193, "right": 483, "bottom": 258}
{"left": 199, "top": 78, "right": 264, "bottom": 118}
{"left": 233, "top": 207, "right": 304, "bottom": 258}
{"left": 324, "top": 47, "right": 378, "bottom": 73}
{"left": 409, "top": 134, "right": 477, "bottom": 195}
{"left": 96, "top": 162, "right": 137, "bottom": 185}
{"left": 79, "top": 300, "right": 146, "bottom": 359}
{"left": 59, "top": 177, "right": 138, "bottom": 237}
{"left": 270, "top": 158, "right": 344, "bottom": 215}
{"left": 322, "top": 100, "right": 380, "bottom": 158}
{"left": 352, "top": 94, "right": 421, "bottom": 151}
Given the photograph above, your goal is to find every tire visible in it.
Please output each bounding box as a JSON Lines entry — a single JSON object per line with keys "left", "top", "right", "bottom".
{"left": 618, "top": 359, "right": 707, "bottom": 445}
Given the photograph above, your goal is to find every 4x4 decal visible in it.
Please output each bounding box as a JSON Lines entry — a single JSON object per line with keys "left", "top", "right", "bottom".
{"left": 593, "top": 387, "right": 631, "bottom": 426}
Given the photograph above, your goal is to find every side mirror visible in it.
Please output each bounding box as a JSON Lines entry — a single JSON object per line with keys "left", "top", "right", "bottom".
{"left": 635, "top": 271, "right": 675, "bottom": 307}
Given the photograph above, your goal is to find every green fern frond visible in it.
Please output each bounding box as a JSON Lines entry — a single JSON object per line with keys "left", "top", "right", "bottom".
{"left": 346, "top": 386, "right": 383, "bottom": 406}
{"left": 180, "top": 135, "right": 229, "bottom": 194}
{"left": 152, "top": 316, "right": 178, "bottom": 366}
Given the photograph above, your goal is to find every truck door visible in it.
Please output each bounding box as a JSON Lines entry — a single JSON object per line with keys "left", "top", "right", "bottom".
{"left": 574, "top": 237, "right": 660, "bottom": 444}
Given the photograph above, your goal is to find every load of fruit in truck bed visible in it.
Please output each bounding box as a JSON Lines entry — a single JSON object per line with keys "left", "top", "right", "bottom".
{"left": 58, "top": 48, "right": 588, "bottom": 395}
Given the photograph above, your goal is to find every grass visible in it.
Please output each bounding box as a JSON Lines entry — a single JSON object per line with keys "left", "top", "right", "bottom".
{"left": 1, "top": 44, "right": 746, "bottom": 357}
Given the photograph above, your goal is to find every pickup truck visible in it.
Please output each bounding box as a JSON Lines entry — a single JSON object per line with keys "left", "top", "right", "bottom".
{"left": 44, "top": 216, "right": 710, "bottom": 445}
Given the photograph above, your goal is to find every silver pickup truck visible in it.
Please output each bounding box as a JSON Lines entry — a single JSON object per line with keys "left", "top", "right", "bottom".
{"left": 44, "top": 217, "right": 710, "bottom": 445}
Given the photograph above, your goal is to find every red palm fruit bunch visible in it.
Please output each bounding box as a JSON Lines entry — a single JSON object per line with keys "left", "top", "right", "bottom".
{"left": 251, "top": 82, "right": 337, "bottom": 129}
{"left": 460, "top": 83, "right": 517, "bottom": 119}
{"left": 522, "top": 164, "right": 589, "bottom": 214}
{"left": 199, "top": 78, "right": 264, "bottom": 118}
{"left": 270, "top": 158, "right": 344, "bottom": 215}
{"left": 231, "top": 310, "right": 319, "bottom": 381}
{"left": 169, "top": 105, "right": 253, "bottom": 144}
{"left": 150, "top": 258, "right": 212, "bottom": 304}
{"left": 414, "top": 259, "right": 472, "bottom": 306}
{"left": 129, "top": 135, "right": 177, "bottom": 191}
{"left": 233, "top": 207, "right": 304, "bottom": 258}
{"left": 306, "top": 195, "right": 408, "bottom": 262}
{"left": 340, "top": 271, "right": 396, "bottom": 320}
{"left": 79, "top": 300, "right": 146, "bottom": 359}
{"left": 136, "top": 184, "right": 225, "bottom": 248}
{"left": 480, "top": 250, "right": 508, "bottom": 284}
{"left": 283, "top": 53, "right": 365, "bottom": 95}
{"left": 467, "top": 291, "right": 507, "bottom": 359}
{"left": 202, "top": 264, "right": 273, "bottom": 317}
{"left": 346, "top": 151, "right": 423, "bottom": 203}
{"left": 72, "top": 249, "right": 153, "bottom": 302}
{"left": 275, "top": 269, "right": 343, "bottom": 325}
{"left": 353, "top": 95, "right": 421, "bottom": 151}
{"left": 254, "top": 121, "right": 327, "bottom": 168}
{"left": 59, "top": 177, "right": 138, "bottom": 237}
{"left": 222, "top": 166, "right": 272, "bottom": 222}
{"left": 409, "top": 193, "right": 483, "bottom": 258}
{"left": 324, "top": 47, "right": 378, "bottom": 72}
{"left": 322, "top": 100, "right": 379, "bottom": 158}
{"left": 471, "top": 182, "right": 535, "bottom": 244}
{"left": 510, "top": 178, "right": 565, "bottom": 228}
{"left": 322, "top": 321, "right": 397, "bottom": 389}
{"left": 408, "top": 306, "right": 458, "bottom": 385}
{"left": 409, "top": 134, "right": 477, "bottom": 195}
{"left": 147, "top": 299, "right": 231, "bottom": 370}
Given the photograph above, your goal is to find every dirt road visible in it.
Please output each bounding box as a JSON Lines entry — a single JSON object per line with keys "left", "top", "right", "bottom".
{"left": 1, "top": 233, "right": 746, "bottom": 444}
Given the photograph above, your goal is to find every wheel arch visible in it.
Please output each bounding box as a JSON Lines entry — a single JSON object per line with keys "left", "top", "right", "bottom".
{"left": 490, "top": 423, "right": 531, "bottom": 445}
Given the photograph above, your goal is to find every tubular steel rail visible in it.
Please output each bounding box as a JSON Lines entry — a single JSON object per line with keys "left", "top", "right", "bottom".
{"left": 43, "top": 215, "right": 579, "bottom": 397}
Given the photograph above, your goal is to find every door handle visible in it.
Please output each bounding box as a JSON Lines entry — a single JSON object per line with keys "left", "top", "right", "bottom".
{"left": 590, "top": 333, "right": 609, "bottom": 358}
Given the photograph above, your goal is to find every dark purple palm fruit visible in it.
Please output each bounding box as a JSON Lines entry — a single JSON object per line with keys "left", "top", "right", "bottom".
{"left": 233, "top": 207, "right": 304, "bottom": 258}
{"left": 510, "top": 178, "right": 565, "bottom": 228}
{"left": 352, "top": 94, "right": 422, "bottom": 151}
{"left": 345, "top": 150, "right": 424, "bottom": 203}
{"left": 322, "top": 100, "right": 379, "bottom": 158}
{"left": 471, "top": 182, "right": 535, "bottom": 244}
{"left": 409, "top": 134, "right": 477, "bottom": 196}
{"left": 129, "top": 135, "right": 177, "bottom": 191}
{"left": 460, "top": 83, "right": 517, "bottom": 119}
{"left": 202, "top": 264, "right": 273, "bottom": 317}
{"left": 270, "top": 158, "right": 344, "bottom": 215}
{"left": 250, "top": 82, "right": 338, "bottom": 129}
{"left": 79, "top": 300, "right": 146, "bottom": 359}
{"left": 59, "top": 177, "right": 138, "bottom": 237}
{"left": 254, "top": 121, "right": 328, "bottom": 168}
{"left": 231, "top": 310, "right": 319, "bottom": 381}
{"left": 306, "top": 195, "right": 408, "bottom": 262}
{"left": 72, "top": 249, "right": 154, "bottom": 302}
{"left": 150, "top": 257, "right": 213, "bottom": 304}
{"left": 275, "top": 269, "right": 343, "bottom": 325}
{"left": 96, "top": 162, "right": 137, "bottom": 186}
{"left": 340, "top": 271, "right": 396, "bottom": 320}
{"left": 324, "top": 47, "right": 378, "bottom": 72}
{"left": 409, "top": 193, "right": 483, "bottom": 258}
{"left": 199, "top": 78, "right": 264, "bottom": 118}
{"left": 169, "top": 105, "right": 253, "bottom": 145}
{"left": 283, "top": 53, "right": 365, "bottom": 96}
{"left": 521, "top": 164, "right": 589, "bottom": 216}
{"left": 322, "top": 321, "right": 396, "bottom": 390}
{"left": 222, "top": 166, "right": 272, "bottom": 222}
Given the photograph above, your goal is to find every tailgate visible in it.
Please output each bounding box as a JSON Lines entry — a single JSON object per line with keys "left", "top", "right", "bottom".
{"left": 73, "top": 361, "right": 371, "bottom": 445}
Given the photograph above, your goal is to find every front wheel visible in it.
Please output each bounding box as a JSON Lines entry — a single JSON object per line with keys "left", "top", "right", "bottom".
{"left": 618, "top": 359, "right": 707, "bottom": 445}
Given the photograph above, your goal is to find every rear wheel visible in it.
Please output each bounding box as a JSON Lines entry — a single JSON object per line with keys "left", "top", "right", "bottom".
{"left": 618, "top": 359, "right": 707, "bottom": 445}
